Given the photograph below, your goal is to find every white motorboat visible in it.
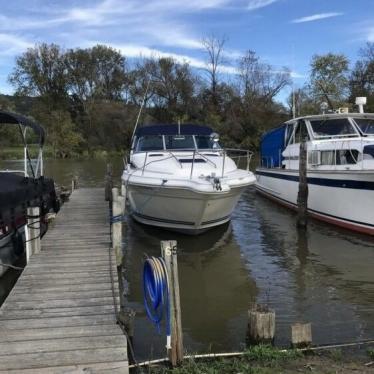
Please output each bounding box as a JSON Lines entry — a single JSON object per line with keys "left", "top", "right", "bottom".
{"left": 122, "top": 124, "right": 255, "bottom": 234}
{"left": 256, "top": 99, "right": 374, "bottom": 235}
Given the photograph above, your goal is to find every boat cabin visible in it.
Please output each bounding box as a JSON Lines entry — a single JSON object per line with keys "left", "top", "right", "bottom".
{"left": 260, "top": 113, "right": 374, "bottom": 171}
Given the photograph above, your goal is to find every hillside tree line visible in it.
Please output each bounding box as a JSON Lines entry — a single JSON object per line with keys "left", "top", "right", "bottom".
{"left": 1, "top": 40, "right": 374, "bottom": 157}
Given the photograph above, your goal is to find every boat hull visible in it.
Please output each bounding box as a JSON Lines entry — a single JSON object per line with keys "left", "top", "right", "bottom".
{"left": 256, "top": 168, "right": 374, "bottom": 235}
{"left": 126, "top": 183, "right": 248, "bottom": 234}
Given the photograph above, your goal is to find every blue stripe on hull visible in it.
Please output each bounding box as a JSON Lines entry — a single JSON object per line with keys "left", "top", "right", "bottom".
{"left": 256, "top": 170, "right": 374, "bottom": 191}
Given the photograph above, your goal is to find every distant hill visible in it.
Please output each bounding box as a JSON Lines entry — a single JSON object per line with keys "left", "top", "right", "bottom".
{"left": 0, "top": 94, "right": 36, "bottom": 115}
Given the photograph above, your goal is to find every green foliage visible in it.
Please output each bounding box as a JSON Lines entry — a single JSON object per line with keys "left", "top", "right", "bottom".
{"left": 327, "top": 349, "right": 343, "bottom": 362}
{"left": 367, "top": 348, "right": 374, "bottom": 359}
{"left": 4, "top": 41, "right": 374, "bottom": 159}
{"left": 310, "top": 53, "right": 349, "bottom": 109}
{"left": 149, "top": 346, "right": 302, "bottom": 374}
{"left": 244, "top": 344, "right": 302, "bottom": 364}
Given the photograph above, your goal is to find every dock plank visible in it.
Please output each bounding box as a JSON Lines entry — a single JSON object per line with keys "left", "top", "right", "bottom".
{"left": 0, "top": 188, "right": 128, "bottom": 373}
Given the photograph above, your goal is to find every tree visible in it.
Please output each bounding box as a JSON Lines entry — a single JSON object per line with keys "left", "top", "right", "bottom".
{"left": 65, "top": 45, "right": 127, "bottom": 149}
{"left": 237, "top": 50, "right": 291, "bottom": 104}
{"left": 9, "top": 43, "right": 68, "bottom": 109}
{"left": 349, "top": 42, "right": 374, "bottom": 112}
{"left": 137, "top": 57, "right": 196, "bottom": 122}
{"left": 310, "top": 53, "right": 349, "bottom": 109}
{"left": 202, "top": 35, "right": 226, "bottom": 109}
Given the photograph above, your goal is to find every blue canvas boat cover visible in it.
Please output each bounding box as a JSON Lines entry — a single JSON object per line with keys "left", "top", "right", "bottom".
{"left": 260, "top": 125, "right": 286, "bottom": 168}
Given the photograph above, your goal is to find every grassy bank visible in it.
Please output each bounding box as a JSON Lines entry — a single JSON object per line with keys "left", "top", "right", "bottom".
{"left": 146, "top": 345, "right": 374, "bottom": 374}
{"left": 0, "top": 146, "right": 124, "bottom": 160}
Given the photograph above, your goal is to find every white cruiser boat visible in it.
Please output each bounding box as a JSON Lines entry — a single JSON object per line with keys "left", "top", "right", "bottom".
{"left": 256, "top": 103, "right": 374, "bottom": 235}
{"left": 122, "top": 124, "right": 255, "bottom": 234}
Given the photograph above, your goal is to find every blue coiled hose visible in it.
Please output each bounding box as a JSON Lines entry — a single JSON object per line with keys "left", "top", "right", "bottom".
{"left": 143, "top": 256, "right": 171, "bottom": 346}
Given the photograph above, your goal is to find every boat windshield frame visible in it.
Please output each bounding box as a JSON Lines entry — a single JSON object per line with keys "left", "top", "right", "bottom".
{"left": 307, "top": 117, "right": 360, "bottom": 139}
{"left": 134, "top": 134, "right": 222, "bottom": 152}
{"left": 352, "top": 117, "right": 374, "bottom": 136}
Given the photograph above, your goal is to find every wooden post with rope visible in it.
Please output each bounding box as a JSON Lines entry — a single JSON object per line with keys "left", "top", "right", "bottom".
{"left": 297, "top": 139, "right": 308, "bottom": 228}
{"left": 161, "top": 240, "right": 184, "bottom": 367}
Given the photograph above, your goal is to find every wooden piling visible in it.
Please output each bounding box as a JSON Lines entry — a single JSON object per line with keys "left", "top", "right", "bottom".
{"left": 111, "top": 188, "right": 124, "bottom": 267}
{"left": 105, "top": 163, "right": 113, "bottom": 202}
{"left": 161, "top": 240, "right": 184, "bottom": 367}
{"left": 297, "top": 140, "right": 308, "bottom": 228}
{"left": 71, "top": 176, "right": 79, "bottom": 192}
{"left": 291, "top": 323, "right": 312, "bottom": 348}
{"left": 247, "top": 304, "right": 275, "bottom": 345}
{"left": 25, "top": 207, "right": 41, "bottom": 263}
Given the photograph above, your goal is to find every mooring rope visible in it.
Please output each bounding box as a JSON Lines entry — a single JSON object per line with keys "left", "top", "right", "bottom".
{"left": 143, "top": 256, "right": 171, "bottom": 348}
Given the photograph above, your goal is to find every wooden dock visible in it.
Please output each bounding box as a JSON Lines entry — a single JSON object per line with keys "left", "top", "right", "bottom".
{"left": 0, "top": 188, "right": 128, "bottom": 373}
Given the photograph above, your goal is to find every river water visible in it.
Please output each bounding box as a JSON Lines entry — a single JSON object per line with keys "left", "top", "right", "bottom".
{"left": 1, "top": 158, "right": 374, "bottom": 360}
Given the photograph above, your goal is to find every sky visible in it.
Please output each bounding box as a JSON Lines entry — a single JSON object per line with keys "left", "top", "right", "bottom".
{"left": 0, "top": 0, "right": 373, "bottom": 101}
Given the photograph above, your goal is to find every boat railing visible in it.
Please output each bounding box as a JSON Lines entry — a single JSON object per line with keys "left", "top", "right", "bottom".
{"left": 222, "top": 149, "right": 254, "bottom": 177}
{"left": 0, "top": 147, "right": 43, "bottom": 178}
{"left": 136, "top": 148, "right": 253, "bottom": 179}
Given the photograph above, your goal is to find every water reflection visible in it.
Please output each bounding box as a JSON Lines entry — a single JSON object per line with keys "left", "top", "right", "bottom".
{"left": 123, "top": 218, "right": 257, "bottom": 358}
{"left": 1, "top": 159, "right": 374, "bottom": 360}
{"left": 247, "top": 188, "right": 374, "bottom": 345}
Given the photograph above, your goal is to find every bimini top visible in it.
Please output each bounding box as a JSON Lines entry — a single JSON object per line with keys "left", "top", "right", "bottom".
{"left": 0, "top": 110, "right": 45, "bottom": 146}
{"left": 135, "top": 124, "right": 214, "bottom": 137}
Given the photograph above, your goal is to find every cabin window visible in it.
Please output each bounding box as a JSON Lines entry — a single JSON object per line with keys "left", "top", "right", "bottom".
{"left": 165, "top": 135, "right": 195, "bottom": 150}
{"left": 294, "top": 120, "right": 310, "bottom": 143}
{"left": 353, "top": 118, "right": 374, "bottom": 135}
{"left": 310, "top": 119, "right": 357, "bottom": 138}
{"left": 195, "top": 135, "right": 220, "bottom": 150}
{"left": 285, "top": 123, "right": 294, "bottom": 145}
{"left": 136, "top": 135, "right": 164, "bottom": 151}
{"left": 320, "top": 149, "right": 360, "bottom": 165}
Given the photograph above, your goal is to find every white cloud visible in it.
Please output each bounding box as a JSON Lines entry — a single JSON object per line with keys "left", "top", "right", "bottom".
{"left": 101, "top": 42, "right": 237, "bottom": 74}
{"left": 247, "top": 0, "right": 279, "bottom": 11}
{"left": 0, "top": 33, "right": 33, "bottom": 56}
{"left": 367, "top": 27, "right": 374, "bottom": 42}
{"left": 291, "top": 12, "right": 343, "bottom": 24}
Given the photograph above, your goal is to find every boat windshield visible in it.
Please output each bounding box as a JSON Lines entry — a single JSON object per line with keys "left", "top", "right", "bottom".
{"left": 165, "top": 135, "right": 195, "bottom": 150}
{"left": 353, "top": 118, "right": 374, "bottom": 135}
{"left": 309, "top": 118, "right": 358, "bottom": 138}
{"left": 195, "top": 135, "right": 221, "bottom": 150}
{"left": 135, "top": 134, "right": 221, "bottom": 151}
{"left": 136, "top": 135, "right": 164, "bottom": 151}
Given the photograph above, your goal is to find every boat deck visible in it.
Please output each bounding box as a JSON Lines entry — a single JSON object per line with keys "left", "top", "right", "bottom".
{"left": 0, "top": 188, "right": 128, "bottom": 373}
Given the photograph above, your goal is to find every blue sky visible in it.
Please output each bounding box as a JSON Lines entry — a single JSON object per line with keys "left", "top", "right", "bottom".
{"left": 0, "top": 0, "right": 373, "bottom": 101}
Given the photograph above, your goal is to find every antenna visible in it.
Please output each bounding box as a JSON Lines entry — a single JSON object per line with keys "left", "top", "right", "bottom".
{"left": 131, "top": 79, "right": 151, "bottom": 142}
{"left": 291, "top": 43, "right": 296, "bottom": 119}
{"left": 292, "top": 85, "right": 296, "bottom": 119}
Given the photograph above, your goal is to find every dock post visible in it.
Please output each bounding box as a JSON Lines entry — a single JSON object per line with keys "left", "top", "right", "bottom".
{"left": 291, "top": 323, "right": 312, "bottom": 348}
{"left": 161, "top": 240, "right": 184, "bottom": 367}
{"left": 297, "top": 139, "right": 308, "bottom": 228}
{"left": 25, "top": 207, "right": 41, "bottom": 263}
{"left": 247, "top": 303, "right": 275, "bottom": 346}
{"left": 105, "top": 163, "right": 113, "bottom": 202}
{"left": 111, "top": 188, "right": 124, "bottom": 267}
{"left": 120, "top": 183, "right": 126, "bottom": 215}
{"left": 71, "top": 176, "right": 78, "bottom": 193}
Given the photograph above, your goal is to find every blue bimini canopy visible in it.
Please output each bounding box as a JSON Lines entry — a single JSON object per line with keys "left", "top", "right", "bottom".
{"left": 260, "top": 125, "right": 286, "bottom": 168}
{"left": 135, "top": 124, "right": 214, "bottom": 137}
